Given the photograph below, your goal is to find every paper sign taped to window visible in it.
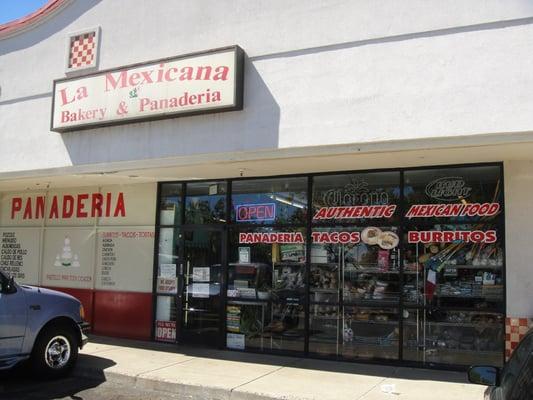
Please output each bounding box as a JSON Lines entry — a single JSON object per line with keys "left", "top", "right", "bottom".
{"left": 192, "top": 267, "right": 210, "bottom": 282}
{"left": 227, "top": 333, "right": 245, "bottom": 350}
{"left": 192, "top": 282, "right": 209, "bottom": 298}
{"left": 160, "top": 263, "right": 176, "bottom": 278}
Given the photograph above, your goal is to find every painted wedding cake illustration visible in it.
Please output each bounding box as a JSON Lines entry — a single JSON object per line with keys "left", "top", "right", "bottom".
{"left": 54, "top": 236, "right": 81, "bottom": 268}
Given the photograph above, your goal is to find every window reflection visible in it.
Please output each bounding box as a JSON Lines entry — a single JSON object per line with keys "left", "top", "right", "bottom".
{"left": 160, "top": 184, "right": 182, "bottom": 225}
{"left": 232, "top": 177, "right": 307, "bottom": 225}
{"left": 185, "top": 182, "right": 226, "bottom": 224}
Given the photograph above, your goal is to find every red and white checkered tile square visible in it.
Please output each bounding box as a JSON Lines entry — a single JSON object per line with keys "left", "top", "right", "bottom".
{"left": 505, "top": 317, "right": 533, "bottom": 360}
{"left": 68, "top": 32, "right": 96, "bottom": 69}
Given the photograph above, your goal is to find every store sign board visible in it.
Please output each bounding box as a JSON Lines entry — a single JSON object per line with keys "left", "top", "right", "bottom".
{"left": 1, "top": 184, "right": 156, "bottom": 227}
{"left": 155, "top": 320, "right": 176, "bottom": 342}
{"left": 236, "top": 203, "right": 276, "bottom": 222}
{"left": 1, "top": 188, "right": 119, "bottom": 226}
{"left": 51, "top": 46, "right": 244, "bottom": 132}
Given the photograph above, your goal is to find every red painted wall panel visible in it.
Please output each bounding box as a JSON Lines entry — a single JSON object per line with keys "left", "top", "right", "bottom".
{"left": 93, "top": 291, "right": 153, "bottom": 340}
{"left": 44, "top": 287, "right": 94, "bottom": 327}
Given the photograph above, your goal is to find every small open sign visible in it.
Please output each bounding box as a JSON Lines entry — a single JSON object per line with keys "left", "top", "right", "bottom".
{"left": 236, "top": 203, "right": 276, "bottom": 222}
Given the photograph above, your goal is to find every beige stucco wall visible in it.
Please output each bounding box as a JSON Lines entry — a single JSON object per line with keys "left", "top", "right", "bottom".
{"left": 504, "top": 160, "right": 533, "bottom": 318}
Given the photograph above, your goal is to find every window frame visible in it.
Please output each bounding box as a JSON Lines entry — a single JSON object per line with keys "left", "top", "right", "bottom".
{"left": 153, "top": 162, "right": 506, "bottom": 370}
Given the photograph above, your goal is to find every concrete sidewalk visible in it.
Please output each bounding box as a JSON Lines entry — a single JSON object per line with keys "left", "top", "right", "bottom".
{"left": 74, "top": 336, "right": 486, "bottom": 400}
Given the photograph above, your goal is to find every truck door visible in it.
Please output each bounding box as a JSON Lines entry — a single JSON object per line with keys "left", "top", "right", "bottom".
{"left": 0, "top": 273, "right": 28, "bottom": 358}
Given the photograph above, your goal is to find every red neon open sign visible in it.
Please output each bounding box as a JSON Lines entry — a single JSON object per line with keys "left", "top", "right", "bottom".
{"left": 236, "top": 203, "right": 276, "bottom": 222}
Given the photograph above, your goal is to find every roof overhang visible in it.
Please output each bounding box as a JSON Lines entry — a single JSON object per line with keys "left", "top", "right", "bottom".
{"left": 0, "top": 0, "right": 72, "bottom": 40}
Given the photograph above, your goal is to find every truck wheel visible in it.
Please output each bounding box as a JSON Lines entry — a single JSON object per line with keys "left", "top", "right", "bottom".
{"left": 31, "top": 326, "right": 78, "bottom": 378}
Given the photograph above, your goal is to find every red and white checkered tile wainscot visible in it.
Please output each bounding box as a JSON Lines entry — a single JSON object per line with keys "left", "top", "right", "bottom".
{"left": 505, "top": 317, "right": 533, "bottom": 360}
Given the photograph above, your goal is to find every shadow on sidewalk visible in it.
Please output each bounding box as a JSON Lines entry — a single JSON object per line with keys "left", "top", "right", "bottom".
{"left": 0, "top": 354, "right": 115, "bottom": 400}
{"left": 86, "top": 335, "right": 469, "bottom": 384}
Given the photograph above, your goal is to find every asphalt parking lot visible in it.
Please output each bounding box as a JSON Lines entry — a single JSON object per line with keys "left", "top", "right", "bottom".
{"left": 0, "top": 368, "right": 182, "bottom": 400}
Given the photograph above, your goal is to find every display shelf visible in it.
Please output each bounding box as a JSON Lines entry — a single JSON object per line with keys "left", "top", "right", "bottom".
{"left": 273, "top": 261, "right": 306, "bottom": 266}
{"left": 227, "top": 299, "right": 269, "bottom": 306}
{"left": 310, "top": 262, "right": 340, "bottom": 268}
{"left": 347, "top": 319, "right": 398, "bottom": 326}
{"left": 343, "top": 299, "right": 400, "bottom": 306}
{"left": 310, "top": 301, "right": 340, "bottom": 306}
{"left": 344, "top": 268, "right": 401, "bottom": 274}
{"left": 443, "top": 264, "right": 502, "bottom": 270}
{"left": 310, "top": 315, "right": 340, "bottom": 320}
{"left": 266, "top": 330, "right": 305, "bottom": 338}
{"left": 403, "top": 321, "right": 503, "bottom": 328}
{"left": 401, "top": 303, "right": 505, "bottom": 313}
{"left": 343, "top": 341, "right": 398, "bottom": 349}
{"left": 309, "top": 337, "right": 338, "bottom": 344}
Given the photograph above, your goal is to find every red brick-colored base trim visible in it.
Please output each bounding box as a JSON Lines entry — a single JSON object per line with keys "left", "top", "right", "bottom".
{"left": 43, "top": 287, "right": 153, "bottom": 341}
{"left": 92, "top": 291, "right": 153, "bottom": 340}
{"left": 505, "top": 317, "right": 533, "bottom": 360}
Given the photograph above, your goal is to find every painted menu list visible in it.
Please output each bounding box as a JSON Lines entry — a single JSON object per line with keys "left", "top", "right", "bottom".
{"left": 96, "top": 229, "right": 155, "bottom": 292}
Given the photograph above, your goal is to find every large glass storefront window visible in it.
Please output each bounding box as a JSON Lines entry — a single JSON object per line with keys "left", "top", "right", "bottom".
{"left": 310, "top": 171, "right": 401, "bottom": 361}
{"left": 309, "top": 225, "right": 401, "bottom": 359}
{"left": 159, "top": 184, "right": 182, "bottom": 225}
{"left": 154, "top": 163, "right": 505, "bottom": 368}
{"left": 312, "top": 172, "right": 400, "bottom": 225}
{"left": 402, "top": 165, "right": 504, "bottom": 366}
{"left": 226, "top": 177, "right": 308, "bottom": 353}
{"left": 185, "top": 181, "right": 227, "bottom": 224}
{"left": 232, "top": 177, "right": 307, "bottom": 225}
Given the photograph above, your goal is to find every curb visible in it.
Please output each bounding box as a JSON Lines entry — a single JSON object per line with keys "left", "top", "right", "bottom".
{"left": 72, "top": 365, "right": 277, "bottom": 400}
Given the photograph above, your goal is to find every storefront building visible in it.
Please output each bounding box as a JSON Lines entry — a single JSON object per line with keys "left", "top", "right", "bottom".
{"left": 1, "top": 1, "right": 532, "bottom": 370}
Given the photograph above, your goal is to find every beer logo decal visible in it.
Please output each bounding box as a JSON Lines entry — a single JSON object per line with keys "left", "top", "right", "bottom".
{"left": 323, "top": 179, "right": 390, "bottom": 207}
{"left": 53, "top": 236, "right": 80, "bottom": 268}
{"left": 425, "top": 176, "right": 472, "bottom": 202}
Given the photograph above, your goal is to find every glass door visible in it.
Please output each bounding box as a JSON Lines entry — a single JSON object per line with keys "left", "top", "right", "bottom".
{"left": 178, "top": 228, "right": 224, "bottom": 347}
